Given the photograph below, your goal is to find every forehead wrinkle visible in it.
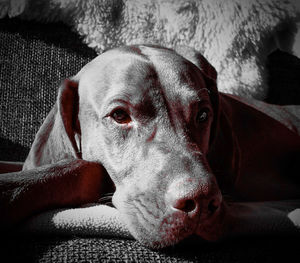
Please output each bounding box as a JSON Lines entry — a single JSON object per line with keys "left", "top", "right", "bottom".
{"left": 82, "top": 46, "right": 209, "bottom": 125}
{"left": 102, "top": 60, "right": 164, "bottom": 123}
{"left": 150, "top": 53, "right": 209, "bottom": 105}
{"left": 112, "top": 60, "right": 159, "bottom": 98}
{"left": 180, "top": 64, "right": 206, "bottom": 89}
{"left": 142, "top": 58, "right": 212, "bottom": 131}
{"left": 173, "top": 85, "right": 211, "bottom": 106}
{"left": 85, "top": 53, "right": 154, "bottom": 108}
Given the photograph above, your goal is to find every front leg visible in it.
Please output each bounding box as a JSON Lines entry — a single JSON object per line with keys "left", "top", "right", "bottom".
{"left": 224, "top": 201, "right": 300, "bottom": 238}
{"left": 0, "top": 159, "right": 111, "bottom": 229}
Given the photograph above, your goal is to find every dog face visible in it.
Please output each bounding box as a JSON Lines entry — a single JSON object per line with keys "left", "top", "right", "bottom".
{"left": 76, "top": 45, "right": 224, "bottom": 248}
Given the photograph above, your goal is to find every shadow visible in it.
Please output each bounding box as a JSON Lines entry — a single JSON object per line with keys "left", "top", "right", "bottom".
{"left": 0, "top": 233, "right": 69, "bottom": 263}
{"left": 159, "top": 235, "right": 300, "bottom": 262}
{"left": 1, "top": 233, "right": 299, "bottom": 263}
{"left": 0, "top": 137, "right": 29, "bottom": 162}
{"left": 0, "top": 17, "right": 97, "bottom": 59}
{"left": 265, "top": 49, "right": 300, "bottom": 105}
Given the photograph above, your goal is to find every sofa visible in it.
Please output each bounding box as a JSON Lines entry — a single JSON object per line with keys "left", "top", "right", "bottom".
{"left": 1, "top": 17, "right": 300, "bottom": 262}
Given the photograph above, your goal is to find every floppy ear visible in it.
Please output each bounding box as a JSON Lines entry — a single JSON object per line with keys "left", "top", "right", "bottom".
{"left": 59, "top": 79, "right": 82, "bottom": 159}
{"left": 175, "top": 46, "right": 219, "bottom": 144}
{"left": 23, "top": 79, "right": 82, "bottom": 170}
{"left": 174, "top": 46, "right": 217, "bottom": 82}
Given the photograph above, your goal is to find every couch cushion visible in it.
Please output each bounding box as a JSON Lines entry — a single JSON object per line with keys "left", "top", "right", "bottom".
{"left": 0, "top": 18, "right": 96, "bottom": 161}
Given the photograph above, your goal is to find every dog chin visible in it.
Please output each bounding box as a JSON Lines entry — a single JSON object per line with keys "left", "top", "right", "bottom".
{"left": 195, "top": 203, "right": 227, "bottom": 241}
{"left": 132, "top": 226, "right": 194, "bottom": 250}
{"left": 123, "top": 212, "right": 197, "bottom": 249}
{"left": 121, "top": 204, "right": 227, "bottom": 248}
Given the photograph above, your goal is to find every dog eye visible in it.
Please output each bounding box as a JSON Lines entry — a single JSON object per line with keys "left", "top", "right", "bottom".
{"left": 196, "top": 108, "right": 209, "bottom": 123}
{"left": 111, "top": 109, "right": 131, "bottom": 124}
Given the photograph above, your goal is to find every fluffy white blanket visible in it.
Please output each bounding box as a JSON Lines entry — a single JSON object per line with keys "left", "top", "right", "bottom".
{"left": 20, "top": 204, "right": 133, "bottom": 239}
{"left": 1, "top": 0, "right": 300, "bottom": 99}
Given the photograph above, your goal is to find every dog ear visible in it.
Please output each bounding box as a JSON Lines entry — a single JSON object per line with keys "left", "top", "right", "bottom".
{"left": 58, "top": 79, "right": 82, "bottom": 159}
{"left": 175, "top": 46, "right": 219, "bottom": 144}
{"left": 174, "top": 46, "right": 217, "bottom": 81}
{"left": 23, "top": 79, "right": 82, "bottom": 170}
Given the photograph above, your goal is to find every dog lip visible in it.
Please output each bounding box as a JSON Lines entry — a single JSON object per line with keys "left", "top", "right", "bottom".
{"left": 194, "top": 201, "right": 226, "bottom": 241}
{"left": 126, "top": 205, "right": 199, "bottom": 248}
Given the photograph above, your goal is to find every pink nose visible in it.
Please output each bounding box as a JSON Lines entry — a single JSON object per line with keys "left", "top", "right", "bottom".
{"left": 166, "top": 178, "right": 222, "bottom": 216}
{"left": 172, "top": 194, "right": 221, "bottom": 215}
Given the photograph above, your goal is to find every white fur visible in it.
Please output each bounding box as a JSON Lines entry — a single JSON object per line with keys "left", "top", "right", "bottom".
{"left": 2, "top": 0, "right": 300, "bottom": 99}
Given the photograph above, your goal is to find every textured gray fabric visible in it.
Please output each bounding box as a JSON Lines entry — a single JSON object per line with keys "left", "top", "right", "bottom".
{"left": 1, "top": 235, "right": 300, "bottom": 262}
{"left": 0, "top": 18, "right": 96, "bottom": 161}
{"left": 1, "top": 17, "right": 300, "bottom": 263}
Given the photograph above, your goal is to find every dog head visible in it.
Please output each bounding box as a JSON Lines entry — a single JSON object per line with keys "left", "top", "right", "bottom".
{"left": 27, "top": 45, "right": 225, "bottom": 248}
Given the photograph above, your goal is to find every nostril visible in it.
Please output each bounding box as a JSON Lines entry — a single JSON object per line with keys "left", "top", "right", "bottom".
{"left": 173, "top": 198, "right": 197, "bottom": 213}
{"left": 207, "top": 198, "right": 219, "bottom": 215}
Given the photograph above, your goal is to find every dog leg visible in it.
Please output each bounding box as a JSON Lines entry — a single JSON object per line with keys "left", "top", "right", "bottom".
{"left": 0, "top": 159, "right": 110, "bottom": 229}
{"left": 0, "top": 161, "right": 23, "bottom": 173}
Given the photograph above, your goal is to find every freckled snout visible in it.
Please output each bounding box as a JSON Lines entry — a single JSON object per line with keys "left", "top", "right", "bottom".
{"left": 165, "top": 176, "right": 222, "bottom": 219}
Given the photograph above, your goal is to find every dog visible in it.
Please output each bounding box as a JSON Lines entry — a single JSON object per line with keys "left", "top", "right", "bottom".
{"left": 0, "top": 45, "right": 300, "bottom": 249}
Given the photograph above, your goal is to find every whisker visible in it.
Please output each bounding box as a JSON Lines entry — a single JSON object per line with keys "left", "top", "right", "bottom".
{"left": 101, "top": 192, "right": 115, "bottom": 197}
{"left": 98, "top": 193, "right": 115, "bottom": 207}
{"left": 105, "top": 202, "right": 114, "bottom": 207}
{"left": 99, "top": 196, "right": 113, "bottom": 202}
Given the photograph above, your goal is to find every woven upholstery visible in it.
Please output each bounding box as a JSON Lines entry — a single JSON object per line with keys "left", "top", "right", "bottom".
{"left": 1, "top": 17, "right": 300, "bottom": 262}
{"left": 1, "top": 235, "right": 300, "bottom": 262}
{"left": 0, "top": 18, "right": 96, "bottom": 161}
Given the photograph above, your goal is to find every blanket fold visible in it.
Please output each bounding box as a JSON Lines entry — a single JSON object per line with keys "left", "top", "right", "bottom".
{"left": 20, "top": 205, "right": 133, "bottom": 239}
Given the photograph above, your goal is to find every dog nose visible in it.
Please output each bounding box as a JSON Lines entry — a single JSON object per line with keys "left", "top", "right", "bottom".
{"left": 172, "top": 198, "right": 197, "bottom": 213}
{"left": 166, "top": 178, "right": 222, "bottom": 216}
{"left": 171, "top": 194, "right": 221, "bottom": 215}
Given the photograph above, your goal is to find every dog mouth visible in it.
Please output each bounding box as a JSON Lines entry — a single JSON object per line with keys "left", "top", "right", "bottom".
{"left": 98, "top": 192, "right": 115, "bottom": 207}
{"left": 97, "top": 172, "right": 116, "bottom": 207}
{"left": 194, "top": 201, "right": 227, "bottom": 241}
{"left": 96, "top": 169, "right": 225, "bottom": 248}
{"left": 97, "top": 191, "right": 225, "bottom": 248}
{"left": 112, "top": 195, "right": 225, "bottom": 249}
{"left": 125, "top": 208, "right": 199, "bottom": 249}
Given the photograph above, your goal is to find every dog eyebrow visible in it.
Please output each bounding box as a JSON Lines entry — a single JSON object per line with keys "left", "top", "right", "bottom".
{"left": 172, "top": 87, "right": 210, "bottom": 107}
{"left": 104, "top": 92, "right": 157, "bottom": 121}
{"left": 105, "top": 96, "right": 133, "bottom": 111}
